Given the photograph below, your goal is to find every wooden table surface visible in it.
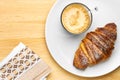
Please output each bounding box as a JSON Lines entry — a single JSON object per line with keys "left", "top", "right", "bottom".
{"left": 0, "top": 0, "right": 120, "bottom": 80}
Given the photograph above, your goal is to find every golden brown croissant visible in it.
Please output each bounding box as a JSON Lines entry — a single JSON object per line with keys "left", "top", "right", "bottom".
{"left": 73, "top": 23, "right": 117, "bottom": 69}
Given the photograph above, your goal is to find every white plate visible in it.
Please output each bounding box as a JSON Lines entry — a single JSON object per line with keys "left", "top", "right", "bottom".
{"left": 45, "top": 0, "right": 120, "bottom": 77}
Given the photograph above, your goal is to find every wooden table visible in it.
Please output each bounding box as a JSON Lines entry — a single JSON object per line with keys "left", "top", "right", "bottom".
{"left": 0, "top": 0, "right": 120, "bottom": 80}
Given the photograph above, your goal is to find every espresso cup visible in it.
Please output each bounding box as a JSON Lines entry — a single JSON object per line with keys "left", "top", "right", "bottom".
{"left": 61, "top": 3, "right": 92, "bottom": 34}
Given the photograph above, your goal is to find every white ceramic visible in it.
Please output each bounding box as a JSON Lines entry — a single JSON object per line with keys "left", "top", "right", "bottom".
{"left": 45, "top": 0, "right": 120, "bottom": 77}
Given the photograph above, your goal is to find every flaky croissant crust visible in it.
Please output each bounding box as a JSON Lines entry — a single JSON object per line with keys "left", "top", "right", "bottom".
{"left": 73, "top": 23, "right": 117, "bottom": 69}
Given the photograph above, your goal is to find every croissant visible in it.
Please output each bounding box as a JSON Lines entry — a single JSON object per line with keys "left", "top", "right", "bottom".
{"left": 73, "top": 23, "right": 117, "bottom": 69}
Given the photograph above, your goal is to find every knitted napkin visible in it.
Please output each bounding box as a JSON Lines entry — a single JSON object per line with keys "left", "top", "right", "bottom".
{"left": 0, "top": 43, "right": 51, "bottom": 80}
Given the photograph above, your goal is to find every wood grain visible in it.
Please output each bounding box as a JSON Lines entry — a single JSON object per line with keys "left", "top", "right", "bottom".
{"left": 0, "top": 0, "right": 120, "bottom": 80}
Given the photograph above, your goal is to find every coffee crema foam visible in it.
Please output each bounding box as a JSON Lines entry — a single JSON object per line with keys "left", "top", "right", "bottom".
{"left": 61, "top": 3, "right": 91, "bottom": 34}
